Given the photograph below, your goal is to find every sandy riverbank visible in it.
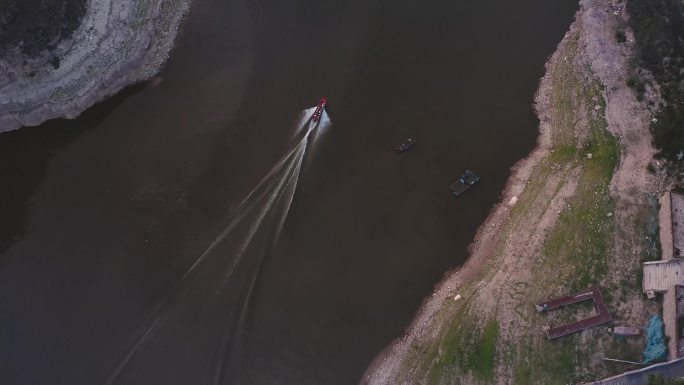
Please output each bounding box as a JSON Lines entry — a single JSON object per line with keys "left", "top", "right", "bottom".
{"left": 361, "top": 0, "right": 663, "bottom": 383}
{"left": 0, "top": 0, "right": 192, "bottom": 132}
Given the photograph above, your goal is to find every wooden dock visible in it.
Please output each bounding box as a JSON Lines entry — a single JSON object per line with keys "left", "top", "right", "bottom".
{"left": 642, "top": 259, "right": 684, "bottom": 293}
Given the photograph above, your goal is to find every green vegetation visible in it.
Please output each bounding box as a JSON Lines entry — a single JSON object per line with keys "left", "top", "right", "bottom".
{"left": 544, "top": 113, "right": 618, "bottom": 291}
{"left": 512, "top": 31, "right": 620, "bottom": 385}
{"left": 468, "top": 319, "right": 498, "bottom": 380}
{"left": 636, "top": 194, "right": 662, "bottom": 291}
{"left": 626, "top": 75, "right": 647, "bottom": 101}
{"left": 425, "top": 311, "right": 474, "bottom": 384}
{"left": 424, "top": 314, "right": 499, "bottom": 384}
{"left": 642, "top": 193, "right": 662, "bottom": 262}
{"left": 49, "top": 56, "right": 60, "bottom": 70}
{"left": 542, "top": 33, "right": 618, "bottom": 292}
{"left": 550, "top": 144, "right": 579, "bottom": 164}
{"left": 627, "top": 0, "right": 684, "bottom": 159}
{"left": 646, "top": 374, "right": 684, "bottom": 385}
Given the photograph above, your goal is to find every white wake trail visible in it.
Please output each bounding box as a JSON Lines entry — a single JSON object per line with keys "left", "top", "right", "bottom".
{"left": 105, "top": 106, "right": 330, "bottom": 385}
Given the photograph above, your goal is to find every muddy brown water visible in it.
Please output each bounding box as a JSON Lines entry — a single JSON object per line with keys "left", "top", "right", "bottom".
{"left": 0, "top": 0, "right": 577, "bottom": 384}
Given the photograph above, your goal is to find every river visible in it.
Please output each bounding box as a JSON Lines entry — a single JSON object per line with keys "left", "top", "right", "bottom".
{"left": 0, "top": 0, "right": 577, "bottom": 384}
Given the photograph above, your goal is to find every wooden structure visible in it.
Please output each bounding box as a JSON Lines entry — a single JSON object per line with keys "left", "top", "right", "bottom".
{"left": 641, "top": 192, "right": 684, "bottom": 360}
{"left": 535, "top": 287, "right": 612, "bottom": 340}
{"left": 612, "top": 326, "right": 641, "bottom": 336}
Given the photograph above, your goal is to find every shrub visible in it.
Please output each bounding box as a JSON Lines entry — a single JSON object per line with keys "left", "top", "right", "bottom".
{"left": 627, "top": 0, "right": 684, "bottom": 159}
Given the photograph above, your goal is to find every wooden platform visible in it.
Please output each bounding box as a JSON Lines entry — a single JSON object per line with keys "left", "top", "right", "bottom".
{"left": 642, "top": 259, "right": 684, "bottom": 293}
{"left": 536, "top": 287, "right": 612, "bottom": 340}
{"left": 665, "top": 289, "right": 678, "bottom": 360}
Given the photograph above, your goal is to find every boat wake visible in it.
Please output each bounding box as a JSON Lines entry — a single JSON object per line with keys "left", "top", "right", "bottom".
{"left": 104, "top": 106, "right": 331, "bottom": 385}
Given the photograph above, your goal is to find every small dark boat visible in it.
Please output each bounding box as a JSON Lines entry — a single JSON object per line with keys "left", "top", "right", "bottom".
{"left": 395, "top": 137, "right": 416, "bottom": 153}
{"left": 450, "top": 170, "right": 480, "bottom": 196}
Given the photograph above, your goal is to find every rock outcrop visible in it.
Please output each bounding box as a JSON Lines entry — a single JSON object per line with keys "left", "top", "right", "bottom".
{"left": 0, "top": 0, "right": 192, "bottom": 132}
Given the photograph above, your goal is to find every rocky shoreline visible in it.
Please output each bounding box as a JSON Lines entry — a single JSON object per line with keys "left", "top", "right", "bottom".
{"left": 0, "top": 0, "right": 192, "bottom": 132}
{"left": 359, "top": 31, "right": 560, "bottom": 383}
{"left": 360, "top": 0, "right": 659, "bottom": 383}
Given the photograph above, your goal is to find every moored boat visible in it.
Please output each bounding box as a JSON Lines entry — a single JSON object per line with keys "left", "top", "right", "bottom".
{"left": 395, "top": 137, "right": 416, "bottom": 153}
{"left": 450, "top": 170, "right": 479, "bottom": 196}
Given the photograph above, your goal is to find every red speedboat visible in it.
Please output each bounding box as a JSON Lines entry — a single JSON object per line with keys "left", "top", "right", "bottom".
{"left": 312, "top": 97, "right": 327, "bottom": 122}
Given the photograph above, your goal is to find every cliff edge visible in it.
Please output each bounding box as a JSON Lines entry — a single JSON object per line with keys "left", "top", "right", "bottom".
{"left": 0, "top": 0, "right": 191, "bottom": 132}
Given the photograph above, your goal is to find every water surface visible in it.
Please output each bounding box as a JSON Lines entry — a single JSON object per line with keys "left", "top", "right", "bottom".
{"left": 0, "top": 0, "right": 577, "bottom": 384}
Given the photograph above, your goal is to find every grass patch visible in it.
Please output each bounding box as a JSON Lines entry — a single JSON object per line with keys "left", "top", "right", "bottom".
{"left": 626, "top": 75, "right": 647, "bottom": 101}
{"left": 479, "top": 30, "right": 621, "bottom": 385}
{"left": 635, "top": 193, "right": 662, "bottom": 290}
{"left": 425, "top": 313, "right": 499, "bottom": 384}
{"left": 550, "top": 144, "right": 579, "bottom": 163}
{"left": 515, "top": 336, "right": 582, "bottom": 385}
{"left": 538, "top": 339, "right": 580, "bottom": 384}
{"left": 513, "top": 31, "right": 619, "bottom": 384}
{"left": 426, "top": 311, "right": 475, "bottom": 384}
{"left": 642, "top": 193, "right": 662, "bottom": 262}
{"left": 469, "top": 319, "right": 499, "bottom": 381}
{"left": 544, "top": 76, "right": 619, "bottom": 293}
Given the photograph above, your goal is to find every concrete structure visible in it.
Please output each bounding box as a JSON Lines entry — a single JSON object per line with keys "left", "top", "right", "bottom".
{"left": 582, "top": 357, "right": 684, "bottom": 385}
{"left": 642, "top": 192, "right": 684, "bottom": 360}
{"left": 643, "top": 259, "right": 682, "bottom": 361}
{"left": 643, "top": 259, "right": 684, "bottom": 293}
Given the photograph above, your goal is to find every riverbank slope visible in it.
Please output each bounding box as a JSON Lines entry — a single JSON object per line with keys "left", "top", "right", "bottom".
{"left": 361, "top": 0, "right": 663, "bottom": 383}
{"left": 0, "top": 0, "right": 191, "bottom": 132}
